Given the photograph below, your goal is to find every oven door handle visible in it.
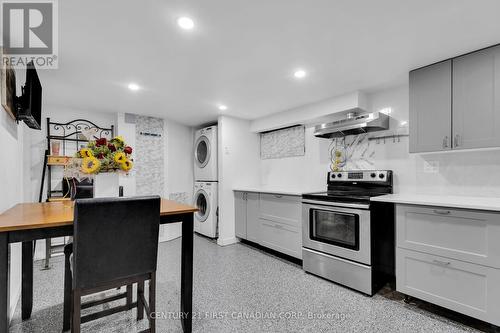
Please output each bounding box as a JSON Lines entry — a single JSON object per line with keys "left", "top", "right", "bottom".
{"left": 301, "top": 199, "right": 370, "bottom": 210}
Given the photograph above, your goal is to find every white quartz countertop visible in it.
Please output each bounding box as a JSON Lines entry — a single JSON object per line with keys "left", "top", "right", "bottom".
{"left": 233, "top": 187, "right": 323, "bottom": 196}
{"left": 371, "top": 193, "right": 500, "bottom": 212}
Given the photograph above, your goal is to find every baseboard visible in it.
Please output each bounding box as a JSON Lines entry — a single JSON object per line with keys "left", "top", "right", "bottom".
{"left": 217, "top": 237, "right": 239, "bottom": 246}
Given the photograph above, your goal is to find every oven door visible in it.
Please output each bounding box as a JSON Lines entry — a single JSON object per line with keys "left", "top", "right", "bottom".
{"left": 302, "top": 200, "right": 371, "bottom": 265}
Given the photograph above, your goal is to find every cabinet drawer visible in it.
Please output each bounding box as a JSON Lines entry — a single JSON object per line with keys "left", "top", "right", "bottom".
{"left": 397, "top": 248, "right": 500, "bottom": 325}
{"left": 396, "top": 205, "right": 500, "bottom": 268}
{"left": 259, "top": 193, "right": 301, "bottom": 227}
{"left": 259, "top": 219, "right": 301, "bottom": 259}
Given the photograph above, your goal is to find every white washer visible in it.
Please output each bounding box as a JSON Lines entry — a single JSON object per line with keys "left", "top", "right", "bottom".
{"left": 194, "top": 125, "right": 218, "bottom": 181}
{"left": 193, "top": 182, "right": 218, "bottom": 238}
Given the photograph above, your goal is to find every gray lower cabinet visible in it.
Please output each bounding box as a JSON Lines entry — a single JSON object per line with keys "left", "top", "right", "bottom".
{"left": 259, "top": 220, "right": 301, "bottom": 259}
{"left": 234, "top": 191, "right": 259, "bottom": 242}
{"left": 234, "top": 191, "right": 247, "bottom": 239}
{"left": 246, "top": 192, "right": 259, "bottom": 243}
{"left": 234, "top": 191, "right": 302, "bottom": 259}
{"left": 409, "top": 60, "right": 452, "bottom": 153}
{"left": 396, "top": 204, "right": 500, "bottom": 326}
{"left": 259, "top": 193, "right": 302, "bottom": 259}
{"left": 452, "top": 45, "right": 500, "bottom": 149}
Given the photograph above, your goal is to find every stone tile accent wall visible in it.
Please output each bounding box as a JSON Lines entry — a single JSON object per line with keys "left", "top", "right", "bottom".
{"left": 260, "top": 125, "right": 305, "bottom": 159}
{"left": 169, "top": 192, "right": 190, "bottom": 205}
{"left": 329, "top": 134, "right": 376, "bottom": 171}
{"left": 135, "top": 116, "right": 164, "bottom": 196}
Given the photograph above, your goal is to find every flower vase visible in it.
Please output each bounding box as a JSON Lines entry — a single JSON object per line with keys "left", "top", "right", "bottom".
{"left": 93, "top": 172, "right": 120, "bottom": 198}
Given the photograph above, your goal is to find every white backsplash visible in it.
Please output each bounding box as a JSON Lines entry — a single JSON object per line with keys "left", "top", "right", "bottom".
{"left": 259, "top": 84, "right": 500, "bottom": 197}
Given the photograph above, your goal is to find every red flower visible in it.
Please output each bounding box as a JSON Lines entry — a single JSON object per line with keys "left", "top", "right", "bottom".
{"left": 124, "top": 146, "right": 133, "bottom": 154}
{"left": 97, "top": 153, "right": 105, "bottom": 159}
{"left": 107, "top": 143, "right": 116, "bottom": 152}
{"left": 95, "top": 138, "right": 107, "bottom": 147}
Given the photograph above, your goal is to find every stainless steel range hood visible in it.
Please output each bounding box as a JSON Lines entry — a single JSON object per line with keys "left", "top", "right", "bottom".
{"left": 313, "top": 112, "right": 389, "bottom": 138}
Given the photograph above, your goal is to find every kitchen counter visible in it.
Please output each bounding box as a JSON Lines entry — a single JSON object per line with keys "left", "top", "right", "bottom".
{"left": 371, "top": 193, "right": 500, "bottom": 212}
{"left": 233, "top": 187, "right": 323, "bottom": 196}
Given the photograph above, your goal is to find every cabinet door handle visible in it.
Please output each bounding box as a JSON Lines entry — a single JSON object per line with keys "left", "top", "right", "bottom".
{"left": 433, "top": 209, "right": 451, "bottom": 215}
{"left": 243, "top": 193, "right": 247, "bottom": 200}
{"left": 274, "top": 195, "right": 283, "bottom": 198}
{"left": 454, "top": 134, "right": 460, "bottom": 147}
{"left": 274, "top": 224, "right": 284, "bottom": 229}
{"left": 433, "top": 259, "right": 451, "bottom": 266}
{"left": 442, "top": 136, "right": 449, "bottom": 148}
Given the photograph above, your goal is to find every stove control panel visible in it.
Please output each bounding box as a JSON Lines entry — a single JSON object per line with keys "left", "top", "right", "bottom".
{"left": 329, "top": 170, "right": 390, "bottom": 182}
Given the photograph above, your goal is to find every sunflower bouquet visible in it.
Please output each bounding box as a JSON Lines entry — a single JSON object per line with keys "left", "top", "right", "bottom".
{"left": 77, "top": 136, "right": 134, "bottom": 174}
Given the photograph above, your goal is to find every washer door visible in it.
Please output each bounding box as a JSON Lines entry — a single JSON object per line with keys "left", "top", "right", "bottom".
{"left": 194, "top": 189, "right": 211, "bottom": 222}
{"left": 195, "top": 135, "right": 211, "bottom": 168}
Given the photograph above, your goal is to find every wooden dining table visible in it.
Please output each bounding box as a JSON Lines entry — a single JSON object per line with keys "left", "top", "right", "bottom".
{"left": 0, "top": 198, "right": 197, "bottom": 333}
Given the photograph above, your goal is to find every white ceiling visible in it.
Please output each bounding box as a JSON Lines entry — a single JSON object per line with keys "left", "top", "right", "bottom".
{"left": 38, "top": 0, "right": 500, "bottom": 126}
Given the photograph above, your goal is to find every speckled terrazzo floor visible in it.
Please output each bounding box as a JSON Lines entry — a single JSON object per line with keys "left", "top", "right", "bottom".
{"left": 9, "top": 235, "right": 483, "bottom": 333}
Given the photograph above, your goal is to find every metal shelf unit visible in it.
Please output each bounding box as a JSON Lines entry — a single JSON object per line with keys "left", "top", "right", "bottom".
{"left": 39, "top": 118, "right": 114, "bottom": 268}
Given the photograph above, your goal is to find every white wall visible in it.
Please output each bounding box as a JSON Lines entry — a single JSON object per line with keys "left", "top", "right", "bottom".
{"left": 30, "top": 107, "right": 116, "bottom": 260}
{"left": 255, "top": 83, "right": 500, "bottom": 197}
{"left": 259, "top": 129, "right": 331, "bottom": 192}
{"left": 116, "top": 113, "right": 136, "bottom": 196}
{"left": 31, "top": 108, "right": 194, "bottom": 256}
{"left": 0, "top": 109, "right": 31, "bottom": 321}
{"left": 164, "top": 120, "right": 195, "bottom": 239}
{"left": 165, "top": 120, "right": 194, "bottom": 203}
{"left": 116, "top": 113, "right": 194, "bottom": 241}
{"left": 368, "top": 84, "right": 500, "bottom": 196}
{"left": 250, "top": 91, "right": 367, "bottom": 133}
{"left": 217, "top": 116, "right": 260, "bottom": 246}
{"left": 30, "top": 106, "right": 116, "bottom": 203}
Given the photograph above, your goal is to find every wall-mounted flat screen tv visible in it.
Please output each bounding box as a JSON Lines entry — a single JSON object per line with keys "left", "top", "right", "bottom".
{"left": 17, "top": 61, "right": 42, "bottom": 130}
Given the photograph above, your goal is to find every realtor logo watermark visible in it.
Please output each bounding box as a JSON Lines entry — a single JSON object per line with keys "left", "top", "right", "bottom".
{"left": 1, "top": 0, "right": 58, "bottom": 69}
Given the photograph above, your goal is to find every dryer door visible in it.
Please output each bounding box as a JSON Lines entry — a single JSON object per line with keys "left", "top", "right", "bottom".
{"left": 195, "top": 135, "right": 211, "bottom": 168}
{"left": 194, "top": 189, "right": 211, "bottom": 222}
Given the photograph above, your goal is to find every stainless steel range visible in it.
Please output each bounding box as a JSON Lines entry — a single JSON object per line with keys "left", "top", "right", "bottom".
{"left": 302, "top": 170, "right": 395, "bottom": 295}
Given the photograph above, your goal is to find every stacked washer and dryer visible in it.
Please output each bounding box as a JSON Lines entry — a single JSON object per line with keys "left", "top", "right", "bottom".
{"left": 193, "top": 125, "right": 218, "bottom": 238}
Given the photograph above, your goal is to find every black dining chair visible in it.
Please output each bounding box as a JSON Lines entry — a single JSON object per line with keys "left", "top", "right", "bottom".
{"left": 62, "top": 196, "right": 161, "bottom": 333}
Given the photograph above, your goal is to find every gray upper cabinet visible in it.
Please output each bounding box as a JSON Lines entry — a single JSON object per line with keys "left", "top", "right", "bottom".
{"left": 410, "top": 44, "right": 500, "bottom": 153}
{"left": 452, "top": 45, "right": 500, "bottom": 149}
{"left": 409, "top": 60, "right": 452, "bottom": 153}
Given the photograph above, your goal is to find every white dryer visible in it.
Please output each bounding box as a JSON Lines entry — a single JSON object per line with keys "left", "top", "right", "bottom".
{"left": 194, "top": 126, "right": 218, "bottom": 181}
{"left": 193, "top": 181, "right": 218, "bottom": 238}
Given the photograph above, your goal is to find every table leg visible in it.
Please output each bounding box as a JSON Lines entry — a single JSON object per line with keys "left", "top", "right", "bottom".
{"left": 180, "top": 213, "right": 193, "bottom": 333}
{"left": 0, "top": 233, "right": 9, "bottom": 333}
{"left": 21, "top": 241, "right": 33, "bottom": 320}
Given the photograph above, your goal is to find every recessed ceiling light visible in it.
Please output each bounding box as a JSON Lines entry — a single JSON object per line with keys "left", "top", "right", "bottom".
{"left": 218, "top": 104, "right": 228, "bottom": 111}
{"left": 128, "top": 83, "right": 140, "bottom": 91}
{"left": 293, "top": 69, "right": 307, "bottom": 79}
{"left": 177, "top": 17, "right": 195, "bottom": 30}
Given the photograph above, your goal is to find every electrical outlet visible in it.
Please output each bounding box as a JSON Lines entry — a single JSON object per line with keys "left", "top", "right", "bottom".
{"left": 423, "top": 160, "right": 439, "bottom": 173}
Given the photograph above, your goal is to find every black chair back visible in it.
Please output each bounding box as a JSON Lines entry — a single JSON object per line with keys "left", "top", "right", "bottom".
{"left": 73, "top": 196, "right": 161, "bottom": 289}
